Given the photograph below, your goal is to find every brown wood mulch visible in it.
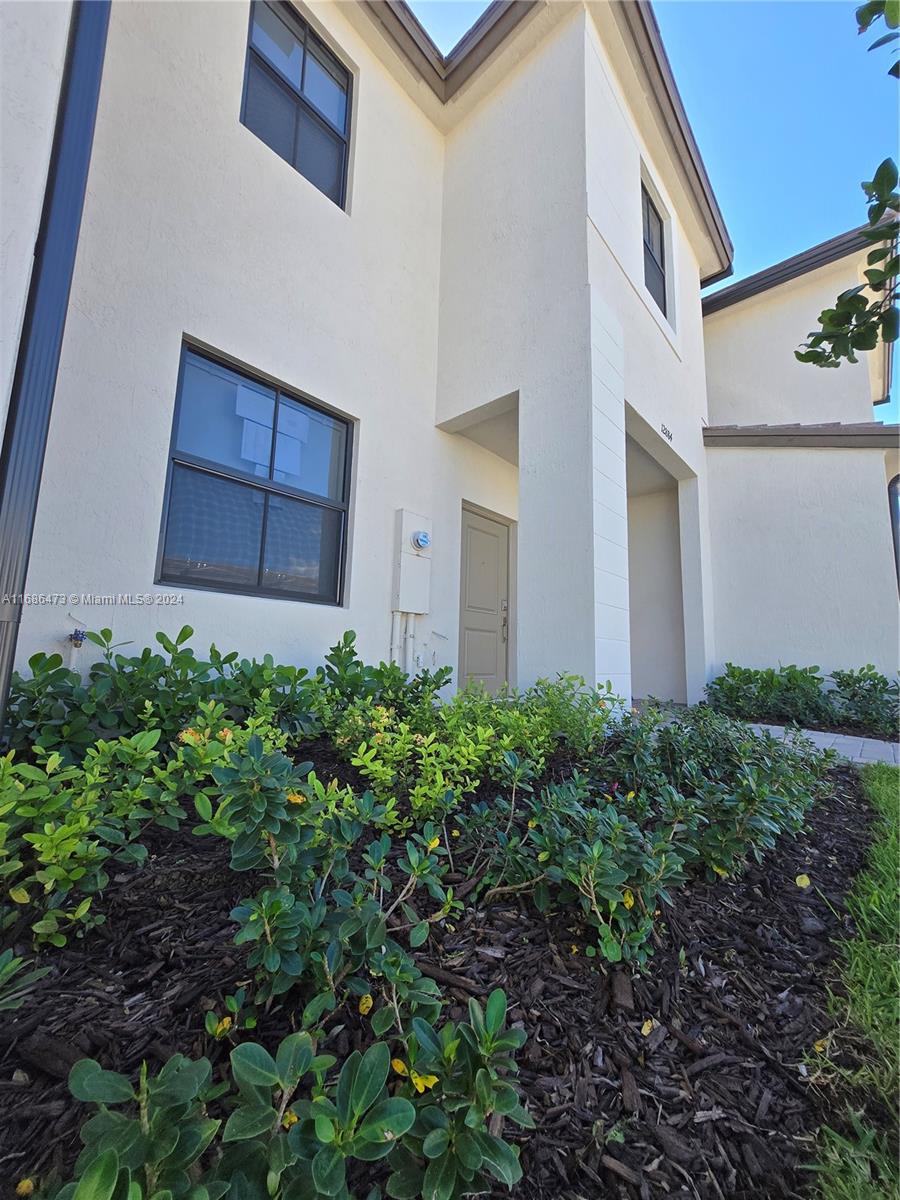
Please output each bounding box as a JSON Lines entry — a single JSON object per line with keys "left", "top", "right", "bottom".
{"left": 0, "top": 766, "right": 874, "bottom": 1199}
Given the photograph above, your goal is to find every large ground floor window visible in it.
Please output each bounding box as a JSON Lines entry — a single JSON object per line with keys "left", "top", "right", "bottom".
{"left": 157, "top": 347, "right": 352, "bottom": 605}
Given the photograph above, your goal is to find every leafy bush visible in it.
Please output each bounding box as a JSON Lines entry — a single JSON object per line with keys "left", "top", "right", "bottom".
{"left": 705, "top": 663, "right": 832, "bottom": 727}
{"left": 706, "top": 662, "right": 899, "bottom": 739}
{"left": 0, "top": 735, "right": 164, "bottom": 945}
{"left": 454, "top": 707, "right": 832, "bottom": 965}
{"left": 4, "top": 627, "right": 452, "bottom": 764}
{"left": 830, "top": 666, "right": 899, "bottom": 741}
{"left": 332, "top": 675, "right": 615, "bottom": 821}
{"left": 53, "top": 991, "right": 528, "bottom": 1200}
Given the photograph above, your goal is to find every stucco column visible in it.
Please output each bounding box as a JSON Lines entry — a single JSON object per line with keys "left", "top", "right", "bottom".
{"left": 515, "top": 288, "right": 631, "bottom": 699}
{"left": 589, "top": 289, "right": 630, "bottom": 699}
{"left": 516, "top": 368, "right": 597, "bottom": 687}
{"left": 678, "top": 473, "right": 715, "bottom": 703}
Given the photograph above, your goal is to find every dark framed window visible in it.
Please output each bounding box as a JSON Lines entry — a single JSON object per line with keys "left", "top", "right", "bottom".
{"left": 241, "top": 1, "right": 351, "bottom": 207}
{"left": 642, "top": 185, "right": 667, "bottom": 316}
{"left": 157, "top": 348, "right": 352, "bottom": 605}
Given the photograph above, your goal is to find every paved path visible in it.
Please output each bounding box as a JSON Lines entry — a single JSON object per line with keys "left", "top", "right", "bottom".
{"left": 747, "top": 722, "right": 898, "bottom": 766}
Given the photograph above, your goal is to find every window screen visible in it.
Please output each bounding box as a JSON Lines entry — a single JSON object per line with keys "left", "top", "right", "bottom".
{"left": 159, "top": 348, "right": 351, "bottom": 604}
{"left": 642, "top": 185, "right": 667, "bottom": 316}
{"left": 242, "top": 1, "right": 350, "bottom": 207}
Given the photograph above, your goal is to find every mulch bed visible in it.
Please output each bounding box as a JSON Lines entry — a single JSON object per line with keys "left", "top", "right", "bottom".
{"left": 0, "top": 767, "right": 875, "bottom": 1199}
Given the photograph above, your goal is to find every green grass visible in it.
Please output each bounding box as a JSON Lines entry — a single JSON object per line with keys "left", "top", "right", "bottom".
{"left": 812, "top": 763, "right": 899, "bottom": 1200}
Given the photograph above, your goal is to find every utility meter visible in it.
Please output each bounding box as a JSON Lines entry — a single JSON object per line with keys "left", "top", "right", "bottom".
{"left": 411, "top": 530, "right": 431, "bottom": 551}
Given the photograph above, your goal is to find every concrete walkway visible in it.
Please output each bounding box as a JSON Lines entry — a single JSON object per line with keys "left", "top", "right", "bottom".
{"left": 748, "top": 722, "right": 898, "bottom": 766}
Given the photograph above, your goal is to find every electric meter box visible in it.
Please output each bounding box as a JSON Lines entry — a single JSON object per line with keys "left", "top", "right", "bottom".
{"left": 392, "top": 509, "right": 432, "bottom": 614}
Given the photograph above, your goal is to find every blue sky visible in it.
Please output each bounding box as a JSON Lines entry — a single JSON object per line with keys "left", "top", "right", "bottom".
{"left": 408, "top": 0, "right": 898, "bottom": 418}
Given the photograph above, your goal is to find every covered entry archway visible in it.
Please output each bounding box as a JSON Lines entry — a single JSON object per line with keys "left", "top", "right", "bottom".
{"left": 626, "top": 435, "right": 687, "bottom": 704}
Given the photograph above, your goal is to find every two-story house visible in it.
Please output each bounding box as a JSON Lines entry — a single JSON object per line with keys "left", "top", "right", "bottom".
{"left": 1, "top": 0, "right": 896, "bottom": 713}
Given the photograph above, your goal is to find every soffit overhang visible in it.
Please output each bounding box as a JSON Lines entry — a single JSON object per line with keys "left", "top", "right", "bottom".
{"left": 355, "top": 0, "right": 733, "bottom": 283}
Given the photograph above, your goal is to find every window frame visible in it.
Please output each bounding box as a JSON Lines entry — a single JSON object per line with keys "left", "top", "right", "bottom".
{"left": 156, "top": 344, "right": 354, "bottom": 607}
{"left": 239, "top": 0, "right": 352, "bottom": 209}
{"left": 641, "top": 183, "right": 667, "bottom": 318}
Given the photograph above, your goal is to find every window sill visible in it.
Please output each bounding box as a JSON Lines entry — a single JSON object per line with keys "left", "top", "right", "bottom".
{"left": 155, "top": 574, "right": 344, "bottom": 608}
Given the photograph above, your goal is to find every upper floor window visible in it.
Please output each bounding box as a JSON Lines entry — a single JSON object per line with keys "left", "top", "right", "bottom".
{"left": 158, "top": 348, "right": 352, "bottom": 605}
{"left": 642, "top": 185, "right": 667, "bottom": 316}
{"left": 241, "top": 1, "right": 351, "bottom": 207}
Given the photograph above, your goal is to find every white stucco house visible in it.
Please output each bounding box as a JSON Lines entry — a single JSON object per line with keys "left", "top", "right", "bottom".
{"left": 0, "top": 0, "right": 897, "bottom": 714}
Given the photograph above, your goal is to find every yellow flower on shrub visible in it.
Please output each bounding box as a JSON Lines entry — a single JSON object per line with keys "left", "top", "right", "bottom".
{"left": 813, "top": 1037, "right": 829, "bottom": 1054}
{"left": 15, "top": 1181, "right": 34, "bottom": 1197}
{"left": 391, "top": 1058, "right": 408, "bottom": 1076}
{"left": 795, "top": 873, "right": 811, "bottom": 889}
{"left": 427, "top": 836, "right": 440, "bottom": 851}
{"left": 358, "top": 994, "right": 374, "bottom": 1016}
{"left": 282, "top": 1110, "right": 299, "bottom": 1129}
{"left": 451, "top": 829, "right": 460, "bottom": 838}
{"left": 622, "top": 888, "right": 635, "bottom": 910}
{"left": 286, "top": 792, "right": 305, "bottom": 805}
{"left": 178, "top": 727, "right": 201, "bottom": 745}
{"left": 410, "top": 1070, "right": 439, "bottom": 1093}
{"left": 217, "top": 728, "right": 234, "bottom": 744}
{"left": 214, "top": 1016, "right": 232, "bottom": 1038}
{"left": 527, "top": 819, "right": 537, "bottom": 829}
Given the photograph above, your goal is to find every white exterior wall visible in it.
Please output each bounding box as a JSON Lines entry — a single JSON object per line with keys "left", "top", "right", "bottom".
{"left": 0, "top": 0, "right": 72, "bottom": 431}
{"left": 704, "top": 259, "right": 876, "bottom": 427}
{"left": 583, "top": 15, "right": 715, "bottom": 699}
{"left": 3, "top": 1, "right": 727, "bottom": 698}
{"left": 707, "top": 446, "right": 899, "bottom": 677}
{"left": 15, "top": 0, "right": 517, "bottom": 676}
{"left": 627, "top": 487, "right": 686, "bottom": 702}
{"left": 437, "top": 11, "right": 595, "bottom": 687}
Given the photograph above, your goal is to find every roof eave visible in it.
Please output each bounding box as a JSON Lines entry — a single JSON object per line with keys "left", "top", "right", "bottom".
{"left": 360, "top": 0, "right": 733, "bottom": 280}
{"left": 701, "top": 227, "right": 875, "bottom": 317}
{"left": 703, "top": 422, "right": 900, "bottom": 449}
{"left": 610, "top": 0, "right": 733, "bottom": 285}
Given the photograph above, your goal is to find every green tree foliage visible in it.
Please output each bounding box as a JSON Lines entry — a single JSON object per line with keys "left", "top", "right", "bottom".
{"left": 796, "top": 1, "right": 899, "bottom": 369}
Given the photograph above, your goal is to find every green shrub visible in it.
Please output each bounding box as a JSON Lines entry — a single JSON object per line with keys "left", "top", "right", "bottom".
{"left": 706, "top": 662, "right": 898, "bottom": 739}
{"left": 830, "top": 666, "right": 899, "bottom": 741}
{"left": 454, "top": 707, "right": 831, "bottom": 965}
{"left": 331, "top": 674, "right": 616, "bottom": 821}
{"left": 0, "top": 736, "right": 163, "bottom": 945}
{"left": 705, "top": 662, "right": 832, "bottom": 727}
{"left": 53, "top": 991, "right": 529, "bottom": 1200}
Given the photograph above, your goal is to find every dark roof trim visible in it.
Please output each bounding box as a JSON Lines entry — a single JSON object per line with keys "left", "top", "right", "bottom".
{"left": 0, "top": 0, "right": 111, "bottom": 730}
{"left": 703, "top": 421, "right": 900, "bottom": 449}
{"left": 360, "top": 0, "right": 538, "bottom": 102}
{"left": 361, "top": 0, "right": 733, "bottom": 281}
{"left": 612, "top": 1, "right": 732, "bottom": 285}
{"left": 702, "top": 227, "right": 873, "bottom": 316}
{"left": 874, "top": 335, "right": 893, "bottom": 407}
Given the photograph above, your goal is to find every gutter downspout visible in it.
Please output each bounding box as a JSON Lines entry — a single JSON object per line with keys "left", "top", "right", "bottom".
{"left": 0, "top": 0, "right": 110, "bottom": 732}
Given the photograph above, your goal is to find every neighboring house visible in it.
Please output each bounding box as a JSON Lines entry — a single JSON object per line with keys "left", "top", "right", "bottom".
{"left": 702, "top": 231, "right": 898, "bottom": 681}
{"left": 0, "top": 0, "right": 896, "bottom": 711}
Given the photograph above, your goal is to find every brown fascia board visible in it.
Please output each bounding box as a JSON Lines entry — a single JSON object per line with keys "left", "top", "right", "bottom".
{"left": 360, "top": 1, "right": 539, "bottom": 102}
{"left": 874, "top": 335, "right": 894, "bottom": 406}
{"left": 361, "top": 0, "right": 734, "bottom": 282}
{"left": 611, "top": 1, "right": 733, "bottom": 285}
{"left": 703, "top": 421, "right": 900, "bottom": 449}
{"left": 702, "top": 224, "right": 895, "bottom": 404}
{"left": 701, "top": 227, "right": 874, "bottom": 317}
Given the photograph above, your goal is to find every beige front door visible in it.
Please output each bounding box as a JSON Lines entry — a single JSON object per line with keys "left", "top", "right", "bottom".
{"left": 459, "top": 506, "right": 509, "bottom": 693}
